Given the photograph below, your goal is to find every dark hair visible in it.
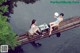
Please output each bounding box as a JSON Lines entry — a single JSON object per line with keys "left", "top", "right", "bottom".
{"left": 60, "top": 13, "right": 64, "bottom": 16}
{"left": 31, "top": 19, "right": 36, "bottom": 25}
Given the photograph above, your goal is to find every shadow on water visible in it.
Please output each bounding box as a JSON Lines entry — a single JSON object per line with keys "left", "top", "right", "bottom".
{"left": 8, "top": 42, "right": 42, "bottom": 53}
{"left": 30, "top": 41, "right": 42, "bottom": 48}
{"left": 56, "top": 32, "right": 61, "bottom": 37}
{"left": 8, "top": 46, "right": 24, "bottom": 53}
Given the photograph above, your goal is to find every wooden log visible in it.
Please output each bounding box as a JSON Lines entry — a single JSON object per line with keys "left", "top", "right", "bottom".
{"left": 17, "top": 16, "right": 80, "bottom": 45}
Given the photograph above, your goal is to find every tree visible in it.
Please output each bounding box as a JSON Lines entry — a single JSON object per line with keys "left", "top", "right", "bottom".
{"left": 0, "top": 0, "right": 19, "bottom": 50}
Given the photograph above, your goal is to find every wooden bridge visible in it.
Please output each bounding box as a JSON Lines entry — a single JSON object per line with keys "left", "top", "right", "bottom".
{"left": 17, "top": 16, "right": 80, "bottom": 45}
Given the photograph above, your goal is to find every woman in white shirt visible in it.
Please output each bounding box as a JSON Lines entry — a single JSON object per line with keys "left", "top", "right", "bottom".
{"left": 49, "top": 13, "right": 64, "bottom": 35}
{"left": 29, "top": 19, "right": 41, "bottom": 35}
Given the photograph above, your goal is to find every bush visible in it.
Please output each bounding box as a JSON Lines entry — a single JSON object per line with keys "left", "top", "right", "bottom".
{"left": 0, "top": 0, "right": 19, "bottom": 50}
{"left": 0, "top": 0, "right": 7, "bottom": 5}
{"left": 0, "top": 5, "right": 8, "bottom": 13}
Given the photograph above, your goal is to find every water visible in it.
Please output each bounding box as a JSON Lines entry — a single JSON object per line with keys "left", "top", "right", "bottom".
{"left": 9, "top": 0, "right": 80, "bottom": 53}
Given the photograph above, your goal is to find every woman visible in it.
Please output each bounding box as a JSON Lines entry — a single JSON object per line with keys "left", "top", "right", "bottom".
{"left": 49, "top": 13, "right": 64, "bottom": 35}
{"left": 29, "top": 19, "right": 41, "bottom": 36}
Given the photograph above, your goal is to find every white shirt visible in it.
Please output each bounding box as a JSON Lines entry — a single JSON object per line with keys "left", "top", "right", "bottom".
{"left": 53, "top": 17, "right": 63, "bottom": 26}
{"left": 29, "top": 24, "right": 39, "bottom": 35}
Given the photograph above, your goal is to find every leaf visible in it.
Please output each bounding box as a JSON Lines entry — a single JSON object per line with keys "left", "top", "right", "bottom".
{"left": 0, "top": 5, "right": 8, "bottom": 13}
{"left": 0, "top": 0, "right": 20, "bottom": 49}
{"left": 0, "top": 0, "right": 7, "bottom": 5}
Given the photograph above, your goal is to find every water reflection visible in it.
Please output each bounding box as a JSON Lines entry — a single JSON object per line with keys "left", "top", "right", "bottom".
{"left": 30, "top": 41, "right": 42, "bottom": 48}
{"left": 11, "top": 0, "right": 39, "bottom": 4}
{"left": 8, "top": 46, "right": 24, "bottom": 53}
{"left": 56, "top": 32, "right": 61, "bottom": 37}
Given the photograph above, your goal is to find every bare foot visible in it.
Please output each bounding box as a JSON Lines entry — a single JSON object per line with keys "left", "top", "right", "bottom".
{"left": 49, "top": 32, "right": 51, "bottom": 35}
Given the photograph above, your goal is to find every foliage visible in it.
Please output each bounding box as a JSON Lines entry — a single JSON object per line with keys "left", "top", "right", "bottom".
{"left": 0, "top": 0, "right": 19, "bottom": 50}
{"left": 0, "top": 0, "right": 7, "bottom": 5}
{"left": 0, "top": 5, "right": 8, "bottom": 13}
{"left": 0, "top": 13, "right": 19, "bottom": 50}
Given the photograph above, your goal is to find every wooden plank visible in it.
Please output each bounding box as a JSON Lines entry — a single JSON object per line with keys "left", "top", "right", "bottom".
{"left": 17, "top": 16, "right": 80, "bottom": 45}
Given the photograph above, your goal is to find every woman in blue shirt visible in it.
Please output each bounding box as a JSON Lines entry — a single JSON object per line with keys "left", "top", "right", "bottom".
{"left": 49, "top": 13, "right": 64, "bottom": 35}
